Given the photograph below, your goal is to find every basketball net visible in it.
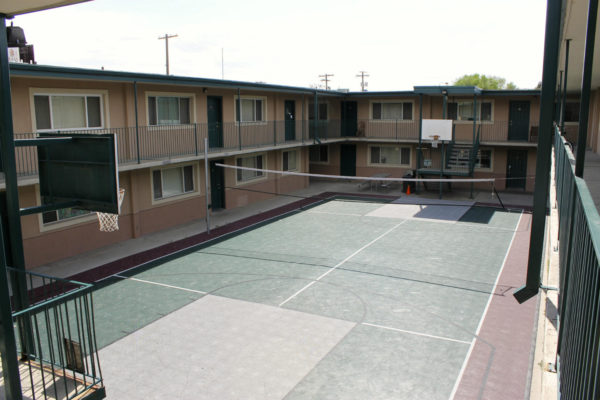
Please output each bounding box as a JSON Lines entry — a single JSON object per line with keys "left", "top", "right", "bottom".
{"left": 431, "top": 135, "right": 440, "bottom": 148}
{"left": 97, "top": 188, "right": 125, "bottom": 232}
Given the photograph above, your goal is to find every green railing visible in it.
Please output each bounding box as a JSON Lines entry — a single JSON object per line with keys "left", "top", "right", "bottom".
{"left": 9, "top": 267, "right": 105, "bottom": 400}
{"left": 554, "top": 129, "right": 600, "bottom": 399}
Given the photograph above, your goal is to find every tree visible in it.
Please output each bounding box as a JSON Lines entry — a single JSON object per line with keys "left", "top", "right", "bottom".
{"left": 453, "top": 74, "right": 517, "bottom": 90}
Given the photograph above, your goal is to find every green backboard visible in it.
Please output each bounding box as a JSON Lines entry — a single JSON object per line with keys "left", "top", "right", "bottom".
{"left": 38, "top": 133, "right": 119, "bottom": 214}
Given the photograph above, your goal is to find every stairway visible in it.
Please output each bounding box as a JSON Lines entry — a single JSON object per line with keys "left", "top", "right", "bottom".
{"left": 446, "top": 143, "right": 473, "bottom": 171}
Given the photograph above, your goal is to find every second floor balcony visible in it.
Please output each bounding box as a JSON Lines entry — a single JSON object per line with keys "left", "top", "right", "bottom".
{"left": 12, "top": 118, "right": 543, "bottom": 179}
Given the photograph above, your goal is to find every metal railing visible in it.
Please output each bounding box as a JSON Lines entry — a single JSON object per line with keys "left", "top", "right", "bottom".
{"left": 13, "top": 119, "right": 538, "bottom": 178}
{"left": 9, "top": 267, "right": 104, "bottom": 400}
{"left": 554, "top": 128, "right": 600, "bottom": 399}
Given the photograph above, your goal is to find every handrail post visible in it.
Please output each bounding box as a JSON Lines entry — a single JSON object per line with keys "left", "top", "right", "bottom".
{"left": 134, "top": 81, "right": 141, "bottom": 164}
{"left": 194, "top": 123, "right": 198, "bottom": 156}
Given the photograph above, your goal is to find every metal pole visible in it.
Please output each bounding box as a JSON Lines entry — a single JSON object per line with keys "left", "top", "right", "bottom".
{"left": 204, "top": 138, "right": 210, "bottom": 234}
{"left": 417, "top": 94, "right": 423, "bottom": 193}
{"left": 237, "top": 88, "right": 242, "bottom": 150}
{"left": 514, "top": 0, "right": 563, "bottom": 304}
{"left": 439, "top": 141, "right": 444, "bottom": 199}
{"left": 575, "top": 0, "right": 598, "bottom": 178}
{"left": 314, "top": 90, "right": 319, "bottom": 143}
{"left": 0, "top": 14, "right": 26, "bottom": 400}
{"left": 134, "top": 81, "right": 141, "bottom": 163}
{"left": 561, "top": 39, "right": 571, "bottom": 132}
{"left": 302, "top": 95, "right": 305, "bottom": 144}
{"left": 472, "top": 94, "right": 477, "bottom": 144}
{"left": 556, "top": 71, "right": 563, "bottom": 122}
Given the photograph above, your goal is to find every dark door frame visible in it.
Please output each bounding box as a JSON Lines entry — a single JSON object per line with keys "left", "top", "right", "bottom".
{"left": 508, "top": 101, "right": 530, "bottom": 141}
{"left": 506, "top": 149, "right": 528, "bottom": 189}
{"left": 340, "top": 144, "right": 357, "bottom": 176}
{"left": 207, "top": 96, "right": 223, "bottom": 148}
{"left": 284, "top": 100, "right": 296, "bottom": 141}
{"left": 209, "top": 159, "right": 225, "bottom": 210}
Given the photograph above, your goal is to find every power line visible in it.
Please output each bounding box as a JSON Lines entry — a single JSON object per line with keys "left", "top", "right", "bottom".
{"left": 158, "top": 33, "right": 178, "bottom": 75}
{"left": 319, "top": 73, "right": 334, "bottom": 90}
{"left": 356, "top": 71, "right": 369, "bottom": 91}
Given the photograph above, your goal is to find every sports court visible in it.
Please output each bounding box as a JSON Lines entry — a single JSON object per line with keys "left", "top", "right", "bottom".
{"left": 82, "top": 194, "right": 533, "bottom": 400}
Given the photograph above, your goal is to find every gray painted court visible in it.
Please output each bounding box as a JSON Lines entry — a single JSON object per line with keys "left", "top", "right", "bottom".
{"left": 91, "top": 199, "right": 521, "bottom": 399}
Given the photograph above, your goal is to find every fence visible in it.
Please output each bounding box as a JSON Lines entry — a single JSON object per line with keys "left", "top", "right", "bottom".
{"left": 9, "top": 267, "right": 105, "bottom": 399}
{"left": 554, "top": 129, "right": 600, "bottom": 399}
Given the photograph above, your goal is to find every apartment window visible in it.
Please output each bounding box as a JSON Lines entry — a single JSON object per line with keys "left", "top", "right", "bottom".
{"left": 153, "top": 165, "right": 194, "bottom": 200}
{"left": 308, "top": 103, "right": 328, "bottom": 120}
{"left": 42, "top": 207, "right": 90, "bottom": 225}
{"left": 370, "top": 146, "right": 410, "bottom": 166}
{"left": 448, "top": 101, "right": 492, "bottom": 121}
{"left": 148, "top": 96, "right": 191, "bottom": 125}
{"left": 236, "top": 97, "right": 264, "bottom": 123}
{"left": 34, "top": 94, "right": 103, "bottom": 130}
{"left": 372, "top": 102, "right": 413, "bottom": 120}
{"left": 309, "top": 145, "right": 328, "bottom": 163}
{"left": 475, "top": 149, "right": 492, "bottom": 169}
{"left": 283, "top": 150, "right": 298, "bottom": 171}
{"left": 564, "top": 102, "right": 580, "bottom": 123}
{"left": 236, "top": 155, "right": 264, "bottom": 182}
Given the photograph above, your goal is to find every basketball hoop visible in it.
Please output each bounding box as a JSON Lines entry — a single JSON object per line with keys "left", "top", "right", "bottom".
{"left": 431, "top": 135, "right": 440, "bottom": 148}
{"left": 97, "top": 188, "right": 125, "bottom": 232}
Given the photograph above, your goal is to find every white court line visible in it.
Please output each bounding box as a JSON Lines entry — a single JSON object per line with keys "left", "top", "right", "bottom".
{"left": 279, "top": 221, "right": 407, "bottom": 307}
{"left": 307, "top": 210, "right": 365, "bottom": 217}
{"left": 447, "top": 212, "right": 523, "bottom": 400}
{"left": 114, "top": 274, "right": 207, "bottom": 294}
{"left": 362, "top": 322, "right": 471, "bottom": 345}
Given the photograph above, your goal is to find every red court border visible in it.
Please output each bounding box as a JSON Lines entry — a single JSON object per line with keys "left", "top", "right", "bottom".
{"left": 452, "top": 212, "right": 537, "bottom": 400}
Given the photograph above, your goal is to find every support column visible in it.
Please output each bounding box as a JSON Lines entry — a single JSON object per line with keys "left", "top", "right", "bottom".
{"left": 514, "top": 0, "right": 563, "bottom": 304}
{"left": 575, "top": 0, "right": 598, "bottom": 177}
{"left": 0, "top": 14, "right": 25, "bottom": 400}
{"left": 560, "top": 39, "right": 571, "bottom": 132}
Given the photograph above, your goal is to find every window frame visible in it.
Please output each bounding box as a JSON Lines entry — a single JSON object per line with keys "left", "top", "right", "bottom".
{"left": 370, "top": 100, "right": 414, "bottom": 121}
{"left": 151, "top": 163, "right": 197, "bottom": 203}
{"left": 32, "top": 90, "right": 107, "bottom": 132}
{"left": 234, "top": 95, "right": 267, "bottom": 125}
{"left": 36, "top": 185, "right": 96, "bottom": 231}
{"left": 474, "top": 148, "right": 493, "bottom": 170}
{"left": 368, "top": 145, "right": 412, "bottom": 167}
{"left": 282, "top": 149, "right": 300, "bottom": 172}
{"left": 309, "top": 145, "right": 329, "bottom": 164}
{"left": 235, "top": 153, "right": 267, "bottom": 184}
{"left": 448, "top": 99, "right": 494, "bottom": 123}
{"left": 145, "top": 92, "right": 195, "bottom": 126}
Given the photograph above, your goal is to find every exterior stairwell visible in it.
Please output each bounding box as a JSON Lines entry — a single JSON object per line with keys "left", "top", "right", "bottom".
{"left": 445, "top": 143, "right": 472, "bottom": 173}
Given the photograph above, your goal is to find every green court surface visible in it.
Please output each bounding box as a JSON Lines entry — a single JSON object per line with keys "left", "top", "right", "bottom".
{"left": 91, "top": 199, "right": 522, "bottom": 400}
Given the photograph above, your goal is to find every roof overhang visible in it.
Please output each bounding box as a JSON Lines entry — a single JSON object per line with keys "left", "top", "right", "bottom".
{"left": 413, "top": 85, "right": 483, "bottom": 96}
{"left": 558, "top": 0, "right": 600, "bottom": 93}
{"left": 0, "top": 1, "right": 91, "bottom": 17}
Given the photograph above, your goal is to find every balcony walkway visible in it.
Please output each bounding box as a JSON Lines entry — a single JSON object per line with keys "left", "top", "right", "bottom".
{"left": 583, "top": 150, "right": 600, "bottom": 212}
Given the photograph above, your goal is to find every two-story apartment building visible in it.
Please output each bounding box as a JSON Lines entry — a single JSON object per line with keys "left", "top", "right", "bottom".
{"left": 7, "top": 63, "right": 548, "bottom": 268}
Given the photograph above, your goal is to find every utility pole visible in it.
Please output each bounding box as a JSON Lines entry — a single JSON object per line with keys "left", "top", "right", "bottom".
{"left": 319, "top": 73, "right": 333, "bottom": 90}
{"left": 356, "top": 71, "right": 369, "bottom": 91}
{"left": 158, "top": 33, "right": 178, "bottom": 75}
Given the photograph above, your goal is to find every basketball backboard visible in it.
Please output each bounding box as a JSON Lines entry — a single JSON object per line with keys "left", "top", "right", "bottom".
{"left": 37, "top": 133, "right": 119, "bottom": 214}
{"left": 422, "top": 119, "right": 453, "bottom": 142}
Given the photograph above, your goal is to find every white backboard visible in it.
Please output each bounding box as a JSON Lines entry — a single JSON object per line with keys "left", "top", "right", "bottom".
{"left": 422, "top": 119, "right": 452, "bottom": 142}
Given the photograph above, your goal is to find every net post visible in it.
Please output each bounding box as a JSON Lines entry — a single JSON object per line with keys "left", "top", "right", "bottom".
{"left": 204, "top": 137, "right": 210, "bottom": 234}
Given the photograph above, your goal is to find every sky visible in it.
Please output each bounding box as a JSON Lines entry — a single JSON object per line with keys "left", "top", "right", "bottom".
{"left": 12, "top": 0, "right": 547, "bottom": 91}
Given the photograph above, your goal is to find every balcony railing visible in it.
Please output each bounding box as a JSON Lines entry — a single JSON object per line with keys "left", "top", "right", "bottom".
{"left": 8, "top": 267, "right": 104, "bottom": 399}
{"left": 13, "top": 118, "right": 538, "bottom": 178}
{"left": 554, "top": 129, "right": 600, "bottom": 399}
